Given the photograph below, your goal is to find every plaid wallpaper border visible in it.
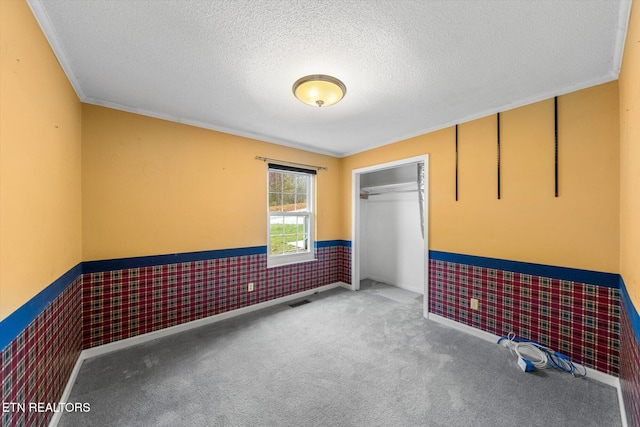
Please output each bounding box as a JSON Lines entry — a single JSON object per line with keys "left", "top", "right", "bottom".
{"left": 428, "top": 258, "right": 621, "bottom": 375}
{"left": 620, "top": 279, "right": 640, "bottom": 426}
{"left": 0, "top": 277, "right": 82, "bottom": 427}
{"left": 82, "top": 244, "right": 350, "bottom": 348}
{"left": 0, "top": 264, "right": 83, "bottom": 351}
{"left": 620, "top": 305, "right": 640, "bottom": 426}
{"left": 339, "top": 244, "right": 351, "bottom": 285}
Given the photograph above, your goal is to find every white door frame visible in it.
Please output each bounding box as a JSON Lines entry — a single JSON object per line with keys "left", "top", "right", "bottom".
{"left": 351, "top": 154, "right": 430, "bottom": 318}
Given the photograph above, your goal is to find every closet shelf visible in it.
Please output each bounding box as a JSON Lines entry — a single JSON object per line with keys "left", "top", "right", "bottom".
{"left": 361, "top": 181, "right": 419, "bottom": 195}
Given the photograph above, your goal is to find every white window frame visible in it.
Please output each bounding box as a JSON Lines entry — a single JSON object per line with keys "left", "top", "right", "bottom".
{"left": 266, "top": 165, "right": 316, "bottom": 268}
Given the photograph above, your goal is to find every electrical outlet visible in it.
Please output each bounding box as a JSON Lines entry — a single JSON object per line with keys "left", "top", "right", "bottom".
{"left": 470, "top": 298, "right": 479, "bottom": 310}
{"left": 248, "top": 282, "right": 254, "bottom": 292}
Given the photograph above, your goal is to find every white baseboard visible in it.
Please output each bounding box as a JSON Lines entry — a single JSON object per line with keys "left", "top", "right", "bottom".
{"left": 82, "top": 282, "right": 345, "bottom": 359}
{"left": 428, "top": 313, "right": 501, "bottom": 344}
{"left": 427, "top": 312, "right": 627, "bottom": 427}
{"left": 338, "top": 282, "right": 355, "bottom": 291}
{"left": 617, "top": 382, "right": 629, "bottom": 427}
{"left": 48, "top": 350, "right": 87, "bottom": 427}
{"left": 366, "top": 274, "right": 424, "bottom": 295}
{"left": 49, "top": 282, "right": 346, "bottom": 427}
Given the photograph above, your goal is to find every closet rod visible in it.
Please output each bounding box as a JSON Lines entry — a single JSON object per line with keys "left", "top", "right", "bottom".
{"left": 255, "top": 156, "right": 327, "bottom": 171}
{"left": 363, "top": 189, "right": 421, "bottom": 196}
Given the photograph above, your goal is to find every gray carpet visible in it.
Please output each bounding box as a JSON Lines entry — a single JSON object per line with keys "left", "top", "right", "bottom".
{"left": 58, "top": 280, "right": 622, "bottom": 427}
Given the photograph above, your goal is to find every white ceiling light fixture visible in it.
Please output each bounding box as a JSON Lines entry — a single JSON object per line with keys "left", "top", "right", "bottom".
{"left": 293, "top": 75, "right": 346, "bottom": 107}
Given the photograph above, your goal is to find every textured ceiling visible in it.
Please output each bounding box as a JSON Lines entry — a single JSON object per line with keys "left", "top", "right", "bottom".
{"left": 28, "top": 0, "right": 630, "bottom": 157}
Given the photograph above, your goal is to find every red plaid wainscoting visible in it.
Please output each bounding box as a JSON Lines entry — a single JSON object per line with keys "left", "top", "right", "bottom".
{"left": 82, "top": 244, "right": 350, "bottom": 349}
{"left": 428, "top": 259, "right": 621, "bottom": 376}
{"left": 338, "top": 244, "right": 351, "bottom": 285}
{"left": 619, "top": 282, "right": 640, "bottom": 427}
{"left": 0, "top": 277, "right": 83, "bottom": 427}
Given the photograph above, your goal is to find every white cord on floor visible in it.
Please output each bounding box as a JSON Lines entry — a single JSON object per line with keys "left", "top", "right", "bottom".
{"left": 499, "top": 332, "right": 548, "bottom": 369}
{"left": 497, "top": 332, "right": 587, "bottom": 377}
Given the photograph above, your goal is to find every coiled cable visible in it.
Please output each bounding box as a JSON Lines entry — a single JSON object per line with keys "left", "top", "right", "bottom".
{"left": 497, "top": 333, "right": 587, "bottom": 377}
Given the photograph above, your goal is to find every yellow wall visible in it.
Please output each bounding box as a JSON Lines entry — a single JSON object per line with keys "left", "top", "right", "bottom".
{"left": 0, "top": 0, "right": 627, "bottom": 320}
{"left": 620, "top": 0, "right": 640, "bottom": 310}
{"left": 341, "top": 82, "right": 620, "bottom": 273}
{"left": 81, "top": 105, "right": 342, "bottom": 261}
{"left": 0, "top": 0, "right": 83, "bottom": 320}
{"left": 84, "top": 81, "right": 619, "bottom": 274}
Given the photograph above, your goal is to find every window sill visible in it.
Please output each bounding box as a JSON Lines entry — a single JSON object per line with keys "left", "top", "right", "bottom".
{"left": 266, "top": 253, "right": 317, "bottom": 268}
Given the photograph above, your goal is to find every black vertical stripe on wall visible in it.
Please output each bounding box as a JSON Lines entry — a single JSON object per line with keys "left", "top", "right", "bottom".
{"left": 455, "top": 124, "right": 459, "bottom": 201}
{"left": 554, "top": 96, "right": 559, "bottom": 197}
{"left": 497, "top": 113, "right": 501, "bottom": 200}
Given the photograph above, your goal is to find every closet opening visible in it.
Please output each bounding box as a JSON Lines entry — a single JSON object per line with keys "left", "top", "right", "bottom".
{"left": 351, "top": 155, "right": 429, "bottom": 318}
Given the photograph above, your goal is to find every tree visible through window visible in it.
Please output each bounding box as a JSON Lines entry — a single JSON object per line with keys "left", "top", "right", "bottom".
{"left": 267, "top": 164, "right": 315, "bottom": 267}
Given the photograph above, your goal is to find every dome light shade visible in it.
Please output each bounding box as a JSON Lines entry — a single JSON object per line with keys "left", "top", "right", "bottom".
{"left": 293, "top": 75, "right": 346, "bottom": 107}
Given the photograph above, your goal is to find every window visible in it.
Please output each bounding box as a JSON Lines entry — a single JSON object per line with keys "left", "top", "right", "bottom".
{"left": 267, "top": 164, "right": 315, "bottom": 267}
